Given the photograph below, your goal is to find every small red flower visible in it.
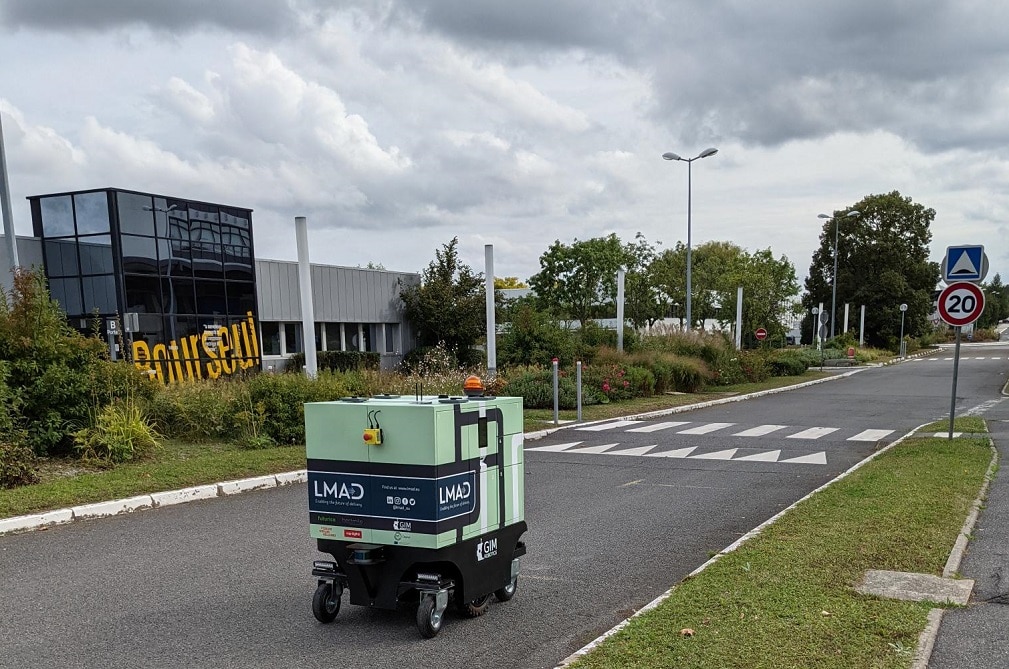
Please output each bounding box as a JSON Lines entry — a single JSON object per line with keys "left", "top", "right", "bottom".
{"left": 602, "top": 382, "right": 611, "bottom": 392}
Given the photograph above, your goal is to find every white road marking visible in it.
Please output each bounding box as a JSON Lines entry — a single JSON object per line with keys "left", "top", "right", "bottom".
{"left": 733, "top": 424, "right": 788, "bottom": 437}
{"left": 847, "top": 429, "right": 895, "bottom": 442}
{"left": 780, "top": 451, "right": 828, "bottom": 464}
{"left": 786, "top": 427, "right": 839, "bottom": 440}
{"left": 572, "top": 443, "right": 619, "bottom": 454}
{"left": 577, "top": 420, "right": 641, "bottom": 431}
{"left": 626, "top": 421, "right": 690, "bottom": 433}
{"left": 526, "top": 441, "right": 582, "bottom": 452}
{"left": 690, "top": 448, "right": 737, "bottom": 460}
{"left": 677, "top": 422, "right": 735, "bottom": 435}
{"left": 933, "top": 432, "right": 962, "bottom": 438}
{"left": 643, "top": 447, "right": 697, "bottom": 458}
{"left": 734, "top": 450, "right": 781, "bottom": 462}
{"left": 603, "top": 445, "right": 656, "bottom": 456}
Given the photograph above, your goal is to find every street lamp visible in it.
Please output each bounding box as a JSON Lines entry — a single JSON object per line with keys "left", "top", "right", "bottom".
{"left": 663, "top": 147, "right": 718, "bottom": 329}
{"left": 817, "top": 209, "right": 860, "bottom": 339}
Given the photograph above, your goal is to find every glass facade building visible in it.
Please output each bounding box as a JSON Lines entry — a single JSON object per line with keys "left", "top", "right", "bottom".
{"left": 30, "top": 188, "right": 259, "bottom": 380}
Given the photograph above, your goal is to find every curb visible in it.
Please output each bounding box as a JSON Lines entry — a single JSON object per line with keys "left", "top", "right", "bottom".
{"left": 911, "top": 437, "right": 999, "bottom": 669}
{"left": 0, "top": 470, "right": 308, "bottom": 538}
{"left": 556, "top": 427, "right": 997, "bottom": 669}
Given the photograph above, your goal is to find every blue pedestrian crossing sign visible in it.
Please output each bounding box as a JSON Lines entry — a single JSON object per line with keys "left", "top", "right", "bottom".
{"left": 942, "top": 245, "right": 987, "bottom": 283}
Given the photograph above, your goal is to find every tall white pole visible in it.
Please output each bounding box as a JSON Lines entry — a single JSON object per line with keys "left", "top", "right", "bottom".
{"left": 859, "top": 305, "right": 866, "bottom": 346}
{"left": 616, "top": 267, "right": 625, "bottom": 352}
{"left": 295, "top": 216, "right": 317, "bottom": 378}
{"left": 0, "top": 112, "right": 18, "bottom": 271}
{"left": 734, "top": 285, "right": 743, "bottom": 349}
{"left": 485, "top": 245, "right": 496, "bottom": 380}
{"left": 843, "top": 303, "right": 850, "bottom": 334}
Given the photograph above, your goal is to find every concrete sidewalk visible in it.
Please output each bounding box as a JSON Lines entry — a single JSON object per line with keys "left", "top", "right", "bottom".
{"left": 926, "top": 411, "right": 1009, "bottom": 668}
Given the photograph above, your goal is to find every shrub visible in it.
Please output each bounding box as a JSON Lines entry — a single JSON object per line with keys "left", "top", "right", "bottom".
{"left": 247, "top": 371, "right": 349, "bottom": 444}
{"left": 501, "top": 368, "right": 601, "bottom": 409}
{"left": 737, "top": 350, "right": 770, "bottom": 383}
{"left": 73, "top": 400, "right": 161, "bottom": 463}
{"left": 0, "top": 439, "right": 38, "bottom": 488}
{"left": 667, "top": 357, "right": 709, "bottom": 392}
{"left": 765, "top": 351, "right": 809, "bottom": 376}
{"left": 497, "top": 304, "right": 576, "bottom": 368}
{"left": 288, "top": 350, "right": 381, "bottom": 373}
{"left": 145, "top": 379, "right": 246, "bottom": 442}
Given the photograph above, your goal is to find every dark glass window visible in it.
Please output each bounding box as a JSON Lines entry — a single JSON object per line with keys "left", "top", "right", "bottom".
{"left": 167, "top": 278, "right": 196, "bottom": 314}
{"left": 261, "top": 322, "right": 281, "bottom": 355}
{"left": 223, "top": 245, "right": 253, "bottom": 281}
{"left": 168, "top": 214, "right": 190, "bottom": 240}
{"left": 284, "top": 322, "right": 302, "bottom": 354}
{"left": 161, "top": 239, "right": 192, "bottom": 278}
{"left": 220, "top": 208, "right": 250, "bottom": 230}
{"left": 384, "top": 323, "right": 398, "bottom": 353}
{"left": 44, "top": 239, "right": 79, "bottom": 277}
{"left": 120, "top": 235, "right": 158, "bottom": 274}
{"left": 40, "top": 196, "right": 75, "bottom": 236}
{"left": 125, "top": 275, "right": 164, "bottom": 314}
{"left": 82, "top": 275, "right": 118, "bottom": 314}
{"left": 188, "top": 203, "right": 219, "bottom": 226}
{"left": 324, "top": 323, "right": 343, "bottom": 351}
{"left": 192, "top": 242, "right": 223, "bottom": 279}
{"left": 49, "top": 278, "right": 84, "bottom": 315}
{"left": 167, "top": 316, "right": 199, "bottom": 344}
{"left": 226, "top": 282, "right": 255, "bottom": 316}
{"left": 116, "top": 191, "right": 156, "bottom": 236}
{"left": 73, "top": 192, "right": 111, "bottom": 234}
{"left": 196, "top": 280, "right": 227, "bottom": 316}
{"left": 314, "top": 323, "right": 324, "bottom": 351}
{"left": 78, "top": 236, "right": 114, "bottom": 274}
{"left": 132, "top": 313, "right": 164, "bottom": 350}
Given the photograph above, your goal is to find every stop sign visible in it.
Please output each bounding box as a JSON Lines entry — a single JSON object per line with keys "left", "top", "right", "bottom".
{"left": 755, "top": 328, "right": 768, "bottom": 341}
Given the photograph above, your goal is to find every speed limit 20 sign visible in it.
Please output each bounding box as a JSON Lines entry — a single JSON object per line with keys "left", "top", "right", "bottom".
{"left": 937, "top": 281, "right": 985, "bottom": 326}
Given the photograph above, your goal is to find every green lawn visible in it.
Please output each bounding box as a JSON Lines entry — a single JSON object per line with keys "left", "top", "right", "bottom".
{"left": 568, "top": 431, "right": 992, "bottom": 669}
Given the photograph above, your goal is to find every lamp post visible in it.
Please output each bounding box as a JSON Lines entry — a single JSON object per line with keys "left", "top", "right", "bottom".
{"left": 663, "top": 147, "right": 718, "bottom": 329}
{"left": 817, "top": 209, "right": 860, "bottom": 340}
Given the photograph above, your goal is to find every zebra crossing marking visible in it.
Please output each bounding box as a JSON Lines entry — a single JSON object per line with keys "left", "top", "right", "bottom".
{"left": 626, "top": 421, "right": 690, "bottom": 433}
{"left": 733, "top": 424, "right": 788, "bottom": 437}
{"left": 573, "top": 443, "right": 620, "bottom": 454}
{"left": 786, "top": 427, "right": 839, "bottom": 440}
{"left": 847, "top": 429, "right": 895, "bottom": 442}
{"left": 644, "top": 446, "right": 697, "bottom": 458}
{"left": 780, "top": 452, "right": 828, "bottom": 464}
{"left": 603, "top": 445, "right": 656, "bottom": 456}
{"left": 576, "top": 420, "right": 641, "bottom": 432}
{"left": 526, "top": 441, "right": 582, "bottom": 452}
{"left": 677, "top": 422, "right": 735, "bottom": 435}
{"left": 734, "top": 449, "right": 782, "bottom": 462}
{"left": 690, "top": 448, "right": 737, "bottom": 460}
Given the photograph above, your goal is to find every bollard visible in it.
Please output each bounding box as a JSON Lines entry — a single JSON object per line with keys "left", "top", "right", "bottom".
{"left": 552, "top": 358, "right": 559, "bottom": 425}
{"left": 576, "top": 361, "right": 583, "bottom": 422}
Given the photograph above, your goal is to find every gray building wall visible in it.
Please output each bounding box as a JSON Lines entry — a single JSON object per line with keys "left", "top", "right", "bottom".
{"left": 256, "top": 259, "right": 419, "bottom": 371}
{"left": 0, "top": 235, "right": 44, "bottom": 294}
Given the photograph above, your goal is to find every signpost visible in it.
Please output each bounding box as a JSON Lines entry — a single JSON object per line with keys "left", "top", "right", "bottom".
{"left": 755, "top": 327, "right": 767, "bottom": 341}
{"left": 938, "top": 280, "right": 986, "bottom": 440}
{"left": 941, "top": 245, "right": 987, "bottom": 284}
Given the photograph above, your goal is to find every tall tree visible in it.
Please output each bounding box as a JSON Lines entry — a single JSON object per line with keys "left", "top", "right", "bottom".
{"left": 399, "top": 238, "right": 486, "bottom": 360}
{"left": 494, "top": 276, "right": 529, "bottom": 289}
{"left": 977, "top": 273, "right": 1008, "bottom": 329}
{"left": 803, "top": 191, "right": 939, "bottom": 348}
{"left": 528, "top": 234, "right": 631, "bottom": 326}
{"left": 717, "top": 248, "right": 801, "bottom": 342}
{"left": 623, "top": 233, "right": 667, "bottom": 328}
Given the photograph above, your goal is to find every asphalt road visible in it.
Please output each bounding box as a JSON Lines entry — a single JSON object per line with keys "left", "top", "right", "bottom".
{"left": 2, "top": 344, "right": 1007, "bottom": 669}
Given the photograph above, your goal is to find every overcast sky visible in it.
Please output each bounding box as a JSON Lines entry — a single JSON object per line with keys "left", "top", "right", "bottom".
{"left": 1, "top": 0, "right": 1007, "bottom": 288}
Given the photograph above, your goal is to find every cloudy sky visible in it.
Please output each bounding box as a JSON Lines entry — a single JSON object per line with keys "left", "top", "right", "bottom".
{"left": 1, "top": 0, "right": 1007, "bottom": 287}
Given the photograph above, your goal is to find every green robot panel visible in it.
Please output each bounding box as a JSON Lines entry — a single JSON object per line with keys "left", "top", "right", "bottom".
{"left": 306, "top": 395, "right": 524, "bottom": 550}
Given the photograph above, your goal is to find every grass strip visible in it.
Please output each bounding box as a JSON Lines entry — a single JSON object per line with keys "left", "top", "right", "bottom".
{"left": 919, "top": 416, "right": 987, "bottom": 434}
{"left": 569, "top": 434, "right": 992, "bottom": 669}
{"left": 0, "top": 444, "right": 306, "bottom": 519}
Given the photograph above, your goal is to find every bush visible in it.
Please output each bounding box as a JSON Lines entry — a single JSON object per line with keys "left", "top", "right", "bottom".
{"left": 246, "top": 371, "right": 349, "bottom": 444}
{"left": 667, "top": 357, "right": 709, "bottom": 392}
{"left": 0, "top": 439, "right": 38, "bottom": 488}
{"left": 144, "top": 379, "right": 246, "bottom": 442}
{"left": 765, "top": 351, "right": 809, "bottom": 376}
{"left": 0, "top": 268, "right": 108, "bottom": 456}
{"left": 73, "top": 400, "right": 160, "bottom": 463}
{"left": 497, "top": 304, "right": 576, "bottom": 368}
{"left": 288, "top": 350, "right": 381, "bottom": 373}
{"left": 501, "top": 368, "right": 602, "bottom": 409}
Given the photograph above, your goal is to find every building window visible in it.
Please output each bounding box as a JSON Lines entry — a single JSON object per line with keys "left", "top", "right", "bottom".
{"left": 284, "top": 322, "right": 303, "bottom": 354}
{"left": 384, "top": 323, "right": 398, "bottom": 353}
{"left": 261, "top": 322, "right": 281, "bottom": 355}
{"left": 40, "top": 195, "right": 75, "bottom": 236}
{"left": 74, "top": 192, "right": 111, "bottom": 234}
{"left": 116, "top": 191, "right": 156, "bottom": 236}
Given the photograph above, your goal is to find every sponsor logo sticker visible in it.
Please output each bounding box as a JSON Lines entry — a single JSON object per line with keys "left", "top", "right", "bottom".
{"left": 344, "top": 529, "right": 363, "bottom": 539}
{"left": 476, "top": 537, "right": 498, "bottom": 562}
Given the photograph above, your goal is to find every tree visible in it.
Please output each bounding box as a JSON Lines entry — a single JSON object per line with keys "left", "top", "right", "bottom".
{"left": 494, "top": 276, "right": 528, "bottom": 289}
{"left": 803, "top": 191, "right": 939, "bottom": 348}
{"left": 623, "top": 233, "right": 667, "bottom": 328}
{"left": 977, "top": 274, "right": 1008, "bottom": 329}
{"left": 399, "top": 238, "right": 486, "bottom": 363}
{"left": 528, "top": 234, "right": 631, "bottom": 326}
{"left": 717, "top": 248, "right": 801, "bottom": 344}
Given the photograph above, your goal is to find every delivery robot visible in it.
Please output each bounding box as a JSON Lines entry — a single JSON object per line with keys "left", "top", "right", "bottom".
{"left": 305, "top": 384, "right": 526, "bottom": 638}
